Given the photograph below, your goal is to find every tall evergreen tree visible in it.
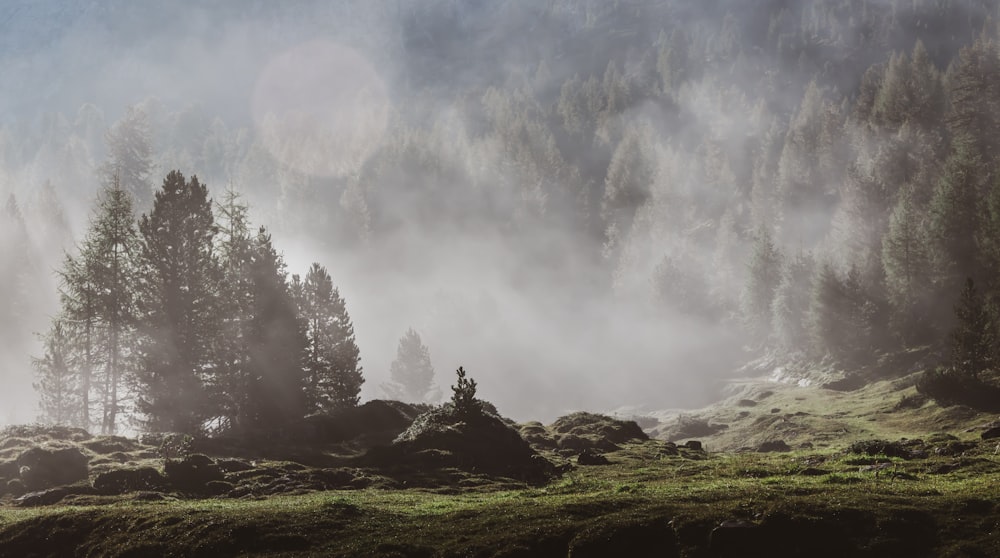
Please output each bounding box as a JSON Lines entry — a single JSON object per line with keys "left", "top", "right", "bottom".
{"left": 883, "top": 185, "right": 934, "bottom": 344}
{"left": 949, "top": 278, "right": 996, "bottom": 379}
{"left": 211, "top": 185, "right": 255, "bottom": 430}
{"left": 294, "top": 263, "right": 364, "bottom": 412}
{"left": 136, "top": 171, "right": 219, "bottom": 433}
{"left": 742, "top": 225, "right": 783, "bottom": 340}
{"left": 771, "top": 251, "right": 814, "bottom": 351}
{"left": 243, "top": 227, "right": 306, "bottom": 429}
{"left": 101, "top": 105, "right": 154, "bottom": 210}
{"left": 32, "top": 319, "right": 82, "bottom": 427}
{"left": 382, "top": 328, "right": 437, "bottom": 404}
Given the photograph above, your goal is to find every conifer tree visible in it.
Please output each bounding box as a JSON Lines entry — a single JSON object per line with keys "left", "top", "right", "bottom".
{"left": 100, "top": 105, "right": 154, "bottom": 209}
{"left": 742, "top": 225, "right": 783, "bottom": 340}
{"left": 382, "top": 328, "right": 437, "bottom": 403}
{"left": 883, "top": 185, "right": 933, "bottom": 344}
{"left": 771, "top": 251, "right": 814, "bottom": 351}
{"left": 135, "top": 171, "right": 220, "bottom": 433}
{"left": 295, "top": 263, "right": 363, "bottom": 412}
{"left": 949, "top": 278, "right": 996, "bottom": 379}
{"left": 32, "top": 319, "right": 82, "bottom": 427}
{"left": 242, "top": 227, "right": 306, "bottom": 429}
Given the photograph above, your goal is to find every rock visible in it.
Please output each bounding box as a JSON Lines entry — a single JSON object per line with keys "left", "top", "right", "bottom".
{"left": 770, "top": 408, "right": 781, "bottom": 414}
{"left": 94, "top": 467, "right": 167, "bottom": 494}
{"left": 568, "top": 519, "right": 678, "bottom": 558}
{"left": 709, "top": 520, "right": 766, "bottom": 558}
{"left": 737, "top": 399, "right": 757, "bottom": 407}
{"left": 576, "top": 449, "right": 610, "bottom": 466}
{"left": 981, "top": 427, "right": 1000, "bottom": 440}
{"left": 164, "top": 454, "right": 224, "bottom": 492}
{"left": 683, "top": 440, "right": 703, "bottom": 451}
{"left": 757, "top": 440, "right": 791, "bottom": 453}
{"left": 16, "top": 446, "right": 89, "bottom": 491}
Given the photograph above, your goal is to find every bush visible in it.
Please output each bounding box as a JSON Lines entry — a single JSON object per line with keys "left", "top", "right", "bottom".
{"left": 916, "top": 367, "right": 1000, "bottom": 412}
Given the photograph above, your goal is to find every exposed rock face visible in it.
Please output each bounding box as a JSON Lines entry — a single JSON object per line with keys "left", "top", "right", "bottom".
{"left": 15, "top": 446, "right": 89, "bottom": 491}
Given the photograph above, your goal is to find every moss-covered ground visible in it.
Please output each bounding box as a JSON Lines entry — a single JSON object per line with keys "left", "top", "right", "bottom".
{"left": 1, "top": 368, "right": 999, "bottom": 557}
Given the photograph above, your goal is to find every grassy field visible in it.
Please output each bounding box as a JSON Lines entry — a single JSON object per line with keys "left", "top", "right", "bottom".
{"left": 1, "top": 368, "right": 999, "bottom": 557}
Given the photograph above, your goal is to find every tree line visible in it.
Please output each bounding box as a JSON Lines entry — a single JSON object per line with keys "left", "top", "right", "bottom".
{"left": 33, "top": 170, "right": 363, "bottom": 436}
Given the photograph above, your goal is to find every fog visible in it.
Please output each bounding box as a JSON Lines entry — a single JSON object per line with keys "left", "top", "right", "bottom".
{"left": 0, "top": 0, "right": 992, "bottom": 425}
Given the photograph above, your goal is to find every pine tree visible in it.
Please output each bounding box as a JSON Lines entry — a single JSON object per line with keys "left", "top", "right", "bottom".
{"left": 243, "top": 227, "right": 306, "bottom": 429}
{"left": 382, "top": 329, "right": 437, "bottom": 403}
{"left": 295, "top": 263, "right": 363, "bottom": 412}
{"left": 949, "top": 278, "right": 996, "bottom": 379}
{"left": 49, "top": 177, "right": 140, "bottom": 434}
{"left": 100, "top": 105, "right": 154, "bottom": 210}
{"left": 135, "top": 171, "right": 220, "bottom": 434}
{"left": 771, "top": 251, "right": 814, "bottom": 351}
{"left": 742, "top": 225, "right": 783, "bottom": 340}
{"left": 211, "top": 185, "right": 255, "bottom": 430}
{"left": 883, "top": 185, "right": 933, "bottom": 344}
{"left": 929, "top": 143, "right": 983, "bottom": 309}
{"left": 32, "top": 319, "right": 82, "bottom": 427}
{"left": 84, "top": 176, "right": 141, "bottom": 434}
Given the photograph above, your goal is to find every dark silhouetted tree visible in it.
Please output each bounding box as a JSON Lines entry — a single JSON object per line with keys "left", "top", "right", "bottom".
{"left": 136, "top": 171, "right": 220, "bottom": 434}
{"left": 949, "top": 278, "right": 996, "bottom": 379}
{"left": 294, "top": 263, "right": 363, "bottom": 412}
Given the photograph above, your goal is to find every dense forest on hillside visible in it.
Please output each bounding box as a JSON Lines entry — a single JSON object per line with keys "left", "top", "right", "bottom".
{"left": 4, "top": 0, "right": 1000, "bottom": 428}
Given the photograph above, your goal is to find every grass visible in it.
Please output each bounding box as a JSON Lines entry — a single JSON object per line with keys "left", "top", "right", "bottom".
{"left": 2, "top": 369, "right": 1000, "bottom": 556}
{"left": 1, "top": 440, "right": 999, "bottom": 556}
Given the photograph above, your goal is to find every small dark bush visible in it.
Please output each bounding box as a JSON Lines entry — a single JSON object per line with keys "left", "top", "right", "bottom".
{"left": 846, "top": 439, "right": 911, "bottom": 459}
{"left": 916, "top": 367, "right": 1000, "bottom": 412}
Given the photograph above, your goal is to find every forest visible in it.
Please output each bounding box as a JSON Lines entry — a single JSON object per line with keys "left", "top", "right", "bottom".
{"left": 2, "top": 0, "right": 1000, "bottom": 429}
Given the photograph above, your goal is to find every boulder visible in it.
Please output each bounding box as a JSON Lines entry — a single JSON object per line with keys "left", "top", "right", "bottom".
{"left": 94, "top": 467, "right": 167, "bottom": 494}
{"left": 16, "top": 446, "right": 89, "bottom": 491}
{"left": 683, "top": 440, "right": 703, "bottom": 451}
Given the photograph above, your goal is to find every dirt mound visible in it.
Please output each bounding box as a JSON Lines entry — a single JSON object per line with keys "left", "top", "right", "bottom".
{"left": 364, "top": 405, "right": 555, "bottom": 483}
{"left": 549, "top": 412, "right": 648, "bottom": 453}
{"left": 15, "top": 446, "right": 89, "bottom": 491}
{"left": 300, "top": 400, "right": 428, "bottom": 444}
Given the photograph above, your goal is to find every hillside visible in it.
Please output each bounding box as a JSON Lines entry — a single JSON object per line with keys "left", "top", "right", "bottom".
{"left": 2, "top": 373, "right": 1000, "bottom": 556}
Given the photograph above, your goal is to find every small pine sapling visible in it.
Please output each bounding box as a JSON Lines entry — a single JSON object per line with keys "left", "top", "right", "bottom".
{"left": 450, "top": 366, "right": 481, "bottom": 419}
